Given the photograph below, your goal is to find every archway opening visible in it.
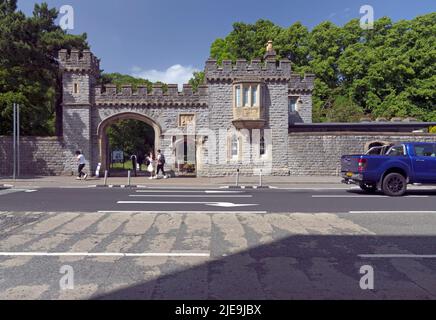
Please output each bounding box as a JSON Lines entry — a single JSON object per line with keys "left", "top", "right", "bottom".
{"left": 97, "top": 113, "right": 161, "bottom": 177}
{"left": 106, "top": 119, "right": 155, "bottom": 176}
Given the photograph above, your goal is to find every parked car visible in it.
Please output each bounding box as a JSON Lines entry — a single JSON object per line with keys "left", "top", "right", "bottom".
{"left": 341, "top": 142, "right": 436, "bottom": 196}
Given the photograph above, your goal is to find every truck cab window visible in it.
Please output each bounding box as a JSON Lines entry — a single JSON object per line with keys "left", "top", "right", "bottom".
{"left": 414, "top": 145, "right": 436, "bottom": 157}
{"left": 387, "top": 145, "right": 406, "bottom": 156}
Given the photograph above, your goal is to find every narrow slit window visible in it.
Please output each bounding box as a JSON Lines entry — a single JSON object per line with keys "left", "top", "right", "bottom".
{"left": 231, "top": 135, "right": 239, "bottom": 159}
{"left": 73, "top": 83, "right": 79, "bottom": 94}
{"left": 260, "top": 134, "right": 266, "bottom": 157}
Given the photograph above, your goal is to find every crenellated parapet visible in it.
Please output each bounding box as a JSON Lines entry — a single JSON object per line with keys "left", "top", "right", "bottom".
{"left": 94, "top": 84, "right": 208, "bottom": 107}
{"left": 205, "top": 59, "right": 292, "bottom": 82}
{"left": 58, "top": 49, "right": 100, "bottom": 76}
{"left": 289, "top": 74, "right": 315, "bottom": 93}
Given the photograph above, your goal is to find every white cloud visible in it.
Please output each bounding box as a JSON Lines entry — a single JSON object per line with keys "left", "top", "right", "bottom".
{"left": 131, "top": 64, "right": 199, "bottom": 89}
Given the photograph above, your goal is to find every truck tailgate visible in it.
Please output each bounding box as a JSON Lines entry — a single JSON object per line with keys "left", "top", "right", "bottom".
{"left": 341, "top": 155, "right": 360, "bottom": 173}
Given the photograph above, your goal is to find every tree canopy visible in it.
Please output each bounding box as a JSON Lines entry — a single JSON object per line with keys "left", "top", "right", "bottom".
{"left": 0, "top": 0, "right": 88, "bottom": 136}
{"left": 209, "top": 14, "right": 436, "bottom": 123}
{"left": 106, "top": 119, "right": 155, "bottom": 159}
{"left": 0, "top": 2, "right": 434, "bottom": 136}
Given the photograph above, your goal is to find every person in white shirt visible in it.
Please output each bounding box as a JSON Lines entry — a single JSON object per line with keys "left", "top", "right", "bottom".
{"left": 75, "top": 150, "right": 88, "bottom": 180}
{"left": 146, "top": 152, "right": 156, "bottom": 180}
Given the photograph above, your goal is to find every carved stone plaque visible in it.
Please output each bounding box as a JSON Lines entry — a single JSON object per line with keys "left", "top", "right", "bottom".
{"left": 179, "top": 114, "right": 195, "bottom": 127}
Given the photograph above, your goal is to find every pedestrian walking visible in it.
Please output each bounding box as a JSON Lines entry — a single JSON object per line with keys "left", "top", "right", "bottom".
{"left": 156, "top": 149, "right": 168, "bottom": 179}
{"left": 137, "top": 153, "right": 144, "bottom": 172}
{"left": 146, "top": 151, "right": 156, "bottom": 180}
{"left": 131, "top": 154, "right": 138, "bottom": 177}
{"left": 75, "top": 151, "right": 88, "bottom": 180}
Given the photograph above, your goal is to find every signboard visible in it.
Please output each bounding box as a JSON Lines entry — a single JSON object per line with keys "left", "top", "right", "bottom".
{"left": 112, "top": 150, "right": 124, "bottom": 162}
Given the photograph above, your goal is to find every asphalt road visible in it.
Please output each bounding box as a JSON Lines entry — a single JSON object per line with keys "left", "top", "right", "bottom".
{"left": 1, "top": 186, "right": 436, "bottom": 213}
{"left": 1, "top": 186, "right": 436, "bottom": 300}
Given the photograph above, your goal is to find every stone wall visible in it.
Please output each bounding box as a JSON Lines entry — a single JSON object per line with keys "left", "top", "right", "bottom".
{"left": 2, "top": 132, "right": 436, "bottom": 177}
{"left": 288, "top": 132, "right": 436, "bottom": 176}
{"left": 0, "top": 136, "right": 69, "bottom": 177}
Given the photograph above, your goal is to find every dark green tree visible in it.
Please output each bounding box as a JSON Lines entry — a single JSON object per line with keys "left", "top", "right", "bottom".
{"left": 208, "top": 13, "right": 436, "bottom": 123}
{"left": 100, "top": 73, "right": 153, "bottom": 92}
{"left": 0, "top": 0, "right": 88, "bottom": 136}
{"left": 106, "top": 119, "right": 155, "bottom": 159}
{"left": 188, "top": 71, "right": 205, "bottom": 92}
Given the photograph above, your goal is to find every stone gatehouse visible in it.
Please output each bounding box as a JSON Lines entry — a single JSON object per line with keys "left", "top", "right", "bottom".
{"left": 2, "top": 44, "right": 435, "bottom": 178}
{"left": 59, "top": 44, "right": 315, "bottom": 177}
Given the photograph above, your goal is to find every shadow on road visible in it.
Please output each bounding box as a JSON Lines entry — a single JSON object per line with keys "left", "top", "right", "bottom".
{"left": 93, "top": 234, "right": 436, "bottom": 300}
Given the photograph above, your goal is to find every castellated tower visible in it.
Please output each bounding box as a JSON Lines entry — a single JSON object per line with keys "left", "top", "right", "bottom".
{"left": 58, "top": 49, "right": 100, "bottom": 173}
{"left": 203, "top": 41, "right": 314, "bottom": 176}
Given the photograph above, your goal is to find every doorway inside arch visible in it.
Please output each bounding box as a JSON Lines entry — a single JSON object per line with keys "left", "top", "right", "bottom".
{"left": 105, "top": 119, "right": 155, "bottom": 177}
{"left": 173, "top": 136, "right": 197, "bottom": 177}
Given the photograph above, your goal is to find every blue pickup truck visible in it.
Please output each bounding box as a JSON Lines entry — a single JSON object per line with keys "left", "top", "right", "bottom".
{"left": 341, "top": 142, "right": 436, "bottom": 196}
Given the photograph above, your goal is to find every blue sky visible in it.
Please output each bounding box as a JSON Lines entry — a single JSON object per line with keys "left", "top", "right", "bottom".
{"left": 18, "top": 0, "right": 436, "bottom": 85}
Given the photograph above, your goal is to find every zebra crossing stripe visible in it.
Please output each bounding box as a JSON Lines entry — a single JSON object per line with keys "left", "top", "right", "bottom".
{"left": 0, "top": 252, "right": 210, "bottom": 258}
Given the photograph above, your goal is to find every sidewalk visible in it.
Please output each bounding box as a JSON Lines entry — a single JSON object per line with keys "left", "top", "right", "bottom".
{"left": 0, "top": 174, "right": 343, "bottom": 189}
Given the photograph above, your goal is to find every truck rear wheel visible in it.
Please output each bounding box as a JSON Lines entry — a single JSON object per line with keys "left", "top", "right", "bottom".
{"left": 382, "top": 173, "right": 407, "bottom": 197}
{"left": 359, "top": 183, "right": 377, "bottom": 193}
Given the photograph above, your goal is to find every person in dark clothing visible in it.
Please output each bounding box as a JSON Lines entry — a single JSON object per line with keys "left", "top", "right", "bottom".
{"left": 137, "top": 154, "right": 144, "bottom": 172}
{"left": 156, "top": 149, "right": 167, "bottom": 178}
{"left": 131, "top": 154, "right": 138, "bottom": 177}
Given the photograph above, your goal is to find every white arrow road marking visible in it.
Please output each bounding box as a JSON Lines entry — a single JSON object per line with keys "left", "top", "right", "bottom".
{"left": 135, "top": 190, "right": 245, "bottom": 194}
{"left": 129, "top": 195, "right": 252, "bottom": 198}
{"left": 207, "top": 202, "right": 258, "bottom": 208}
{"left": 24, "top": 190, "right": 38, "bottom": 193}
{"left": 138, "top": 187, "right": 221, "bottom": 190}
{"left": 117, "top": 201, "right": 258, "bottom": 208}
{"left": 204, "top": 190, "right": 244, "bottom": 194}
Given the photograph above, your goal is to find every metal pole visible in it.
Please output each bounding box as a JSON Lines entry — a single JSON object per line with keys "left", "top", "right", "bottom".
{"left": 17, "top": 104, "right": 20, "bottom": 178}
{"left": 236, "top": 169, "right": 239, "bottom": 187}
{"left": 12, "top": 103, "right": 16, "bottom": 180}
{"left": 127, "top": 170, "right": 131, "bottom": 187}
{"left": 104, "top": 170, "right": 108, "bottom": 186}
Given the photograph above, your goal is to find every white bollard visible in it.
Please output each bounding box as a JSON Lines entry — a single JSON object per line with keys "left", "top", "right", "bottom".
{"left": 127, "top": 170, "right": 131, "bottom": 187}
{"left": 236, "top": 169, "right": 240, "bottom": 187}
{"left": 104, "top": 170, "right": 108, "bottom": 186}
